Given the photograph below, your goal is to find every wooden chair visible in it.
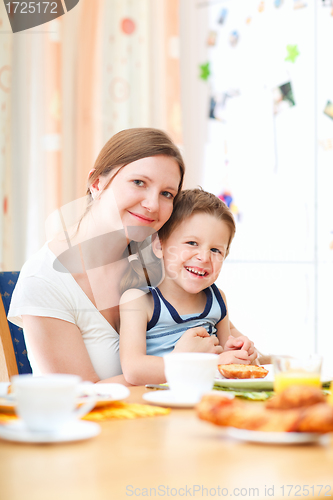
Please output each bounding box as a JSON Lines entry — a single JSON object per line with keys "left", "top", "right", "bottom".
{"left": 0, "top": 272, "right": 32, "bottom": 382}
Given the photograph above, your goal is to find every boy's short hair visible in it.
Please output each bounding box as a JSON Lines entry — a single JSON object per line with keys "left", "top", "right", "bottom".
{"left": 158, "top": 188, "right": 236, "bottom": 257}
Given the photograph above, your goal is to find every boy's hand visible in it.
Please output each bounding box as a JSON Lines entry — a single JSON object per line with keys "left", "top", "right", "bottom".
{"left": 174, "top": 327, "right": 223, "bottom": 355}
{"left": 224, "top": 335, "right": 258, "bottom": 362}
{"left": 217, "top": 349, "right": 252, "bottom": 365}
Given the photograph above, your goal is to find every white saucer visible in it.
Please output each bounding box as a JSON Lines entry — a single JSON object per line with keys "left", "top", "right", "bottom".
{"left": 0, "top": 419, "right": 101, "bottom": 444}
{"left": 143, "top": 390, "right": 234, "bottom": 409}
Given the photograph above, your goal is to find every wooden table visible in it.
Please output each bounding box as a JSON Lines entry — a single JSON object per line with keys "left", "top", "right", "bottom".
{"left": 0, "top": 386, "right": 332, "bottom": 500}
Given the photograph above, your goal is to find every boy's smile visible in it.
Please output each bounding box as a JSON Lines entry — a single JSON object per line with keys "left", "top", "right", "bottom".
{"left": 184, "top": 266, "right": 209, "bottom": 277}
{"left": 159, "top": 212, "right": 231, "bottom": 296}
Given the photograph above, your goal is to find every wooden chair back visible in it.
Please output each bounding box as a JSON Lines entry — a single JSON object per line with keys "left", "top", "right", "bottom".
{"left": 0, "top": 293, "right": 18, "bottom": 381}
{"left": 0, "top": 272, "right": 32, "bottom": 382}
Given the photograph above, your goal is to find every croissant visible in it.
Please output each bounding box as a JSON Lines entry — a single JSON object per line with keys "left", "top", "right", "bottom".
{"left": 197, "top": 388, "right": 333, "bottom": 434}
{"left": 266, "top": 385, "right": 325, "bottom": 410}
{"left": 197, "top": 394, "right": 299, "bottom": 432}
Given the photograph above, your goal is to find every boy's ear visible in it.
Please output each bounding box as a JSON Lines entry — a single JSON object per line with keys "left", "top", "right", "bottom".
{"left": 151, "top": 233, "right": 163, "bottom": 259}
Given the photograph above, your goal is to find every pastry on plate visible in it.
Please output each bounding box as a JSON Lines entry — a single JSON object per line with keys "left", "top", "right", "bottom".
{"left": 266, "top": 385, "right": 325, "bottom": 410}
{"left": 296, "top": 403, "right": 333, "bottom": 433}
{"left": 218, "top": 364, "right": 269, "bottom": 379}
{"left": 197, "top": 394, "right": 299, "bottom": 432}
{"left": 197, "top": 386, "right": 333, "bottom": 434}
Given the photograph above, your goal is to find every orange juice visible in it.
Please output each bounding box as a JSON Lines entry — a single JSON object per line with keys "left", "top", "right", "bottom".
{"left": 274, "top": 371, "right": 321, "bottom": 393}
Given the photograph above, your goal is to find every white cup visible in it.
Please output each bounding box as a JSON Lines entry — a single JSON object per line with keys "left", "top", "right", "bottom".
{"left": 163, "top": 353, "right": 219, "bottom": 401}
{"left": 11, "top": 374, "right": 96, "bottom": 433}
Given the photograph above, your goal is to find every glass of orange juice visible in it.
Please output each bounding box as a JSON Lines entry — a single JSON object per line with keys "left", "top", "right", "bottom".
{"left": 273, "top": 355, "right": 322, "bottom": 394}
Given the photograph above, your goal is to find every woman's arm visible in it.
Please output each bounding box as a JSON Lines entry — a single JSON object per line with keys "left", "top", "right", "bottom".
{"left": 21, "top": 316, "right": 129, "bottom": 385}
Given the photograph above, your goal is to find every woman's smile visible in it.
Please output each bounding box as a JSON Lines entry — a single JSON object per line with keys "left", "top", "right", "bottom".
{"left": 127, "top": 211, "right": 156, "bottom": 224}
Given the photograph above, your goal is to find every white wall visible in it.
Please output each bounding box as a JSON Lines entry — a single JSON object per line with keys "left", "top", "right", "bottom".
{"left": 180, "top": 0, "right": 333, "bottom": 358}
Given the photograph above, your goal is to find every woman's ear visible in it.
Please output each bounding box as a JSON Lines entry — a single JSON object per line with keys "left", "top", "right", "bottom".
{"left": 151, "top": 233, "right": 163, "bottom": 259}
{"left": 89, "top": 174, "right": 101, "bottom": 200}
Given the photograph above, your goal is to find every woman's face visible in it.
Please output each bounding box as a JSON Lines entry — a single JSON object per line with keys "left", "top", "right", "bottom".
{"left": 92, "top": 155, "right": 181, "bottom": 235}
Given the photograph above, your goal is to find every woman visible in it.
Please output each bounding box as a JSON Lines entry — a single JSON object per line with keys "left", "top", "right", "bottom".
{"left": 8, "top": 128, "right": 256, "bottom": 384}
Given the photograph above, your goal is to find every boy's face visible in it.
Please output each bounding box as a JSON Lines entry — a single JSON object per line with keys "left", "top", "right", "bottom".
{"left": 160, "top": 213, "right": 231, "bottom": 294}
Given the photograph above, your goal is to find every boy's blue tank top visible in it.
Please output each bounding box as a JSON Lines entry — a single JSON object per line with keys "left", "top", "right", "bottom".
{"left": 146, "top": 283, "right": 227, "bottom": 357}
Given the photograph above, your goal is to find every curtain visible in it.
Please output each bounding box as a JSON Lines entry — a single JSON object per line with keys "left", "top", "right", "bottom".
{"left": 0, "top": 5, "right": 13, "bottom": 270}
{"left": 0, "top": 0, "right": 182, "bottom": 271}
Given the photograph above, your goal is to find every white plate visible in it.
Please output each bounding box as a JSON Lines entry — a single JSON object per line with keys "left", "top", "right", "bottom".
{"left": 0, "top": 383, "right": 130, "bottom": 412}
{"left": 78, "top": 383, "right": 130, "bottom": 407}
{"left": 215, "top": 365, "right": 333, "bottom": 391}
{"left": 224, "top": 427, "right": 328, "bottom": 445}
{"left": 143, "top": 390, "right": 234, "bottom": 409}
{"left": 0, "top": 419, "right": 100, "bottom": 444}
{"left": 215, "top": 364, "right": 274, "bottom": 390}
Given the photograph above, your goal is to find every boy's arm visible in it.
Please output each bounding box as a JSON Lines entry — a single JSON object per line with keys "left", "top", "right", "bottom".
{"left": 215, "top": 289, "right": 258, "bottom": 364}
{"left": 119, "top": 289, "right": 167, "bottom": 386}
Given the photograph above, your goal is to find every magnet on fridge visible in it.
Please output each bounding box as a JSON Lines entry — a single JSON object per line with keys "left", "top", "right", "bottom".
{"left": 293, "top": 0, "right": 307, "bottom": 9}
{"left": 218, "top": 192, "right": 240, "bottom": 220}
{"left": 273, "top": 81, "right": 295, "bottom": 115}
{"left": 229, "top": 31, "right": 239, "bottom": 47}
{"left": 217, "top": 8, "right": 228, "bottom": 24}
{"left": 207, "top": 30, "right": 217, "bottom": 46}
{"left": 318, "top": 138, "right": 333, "bottom": 151}
{"left": 219, "top": 192, "right": 233, "bottom": 208}
{"left": 199, "top": 62, "right": 211, "bottom": 81}
{"left": 324, "top": 101, "right": 333, "bottom": 120}
{"left": 285, "top": 44, "right": 300, "bottom": 63}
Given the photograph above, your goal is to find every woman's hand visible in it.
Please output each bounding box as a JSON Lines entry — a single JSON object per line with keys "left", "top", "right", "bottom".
{"left": 223, "top": 334, "right": 258, "bottom": 362}
{"left": 173, "top": 327, "right": 223, "bottom": 355}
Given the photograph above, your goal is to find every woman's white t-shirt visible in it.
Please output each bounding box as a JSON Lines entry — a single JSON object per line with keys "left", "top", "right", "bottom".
{"left": 8, "top": 243, "right": 122, "bottom": 380}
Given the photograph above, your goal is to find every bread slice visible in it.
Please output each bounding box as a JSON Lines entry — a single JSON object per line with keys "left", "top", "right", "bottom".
{"left": 218, "top": 364, "right": 269, "bottom": 379}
